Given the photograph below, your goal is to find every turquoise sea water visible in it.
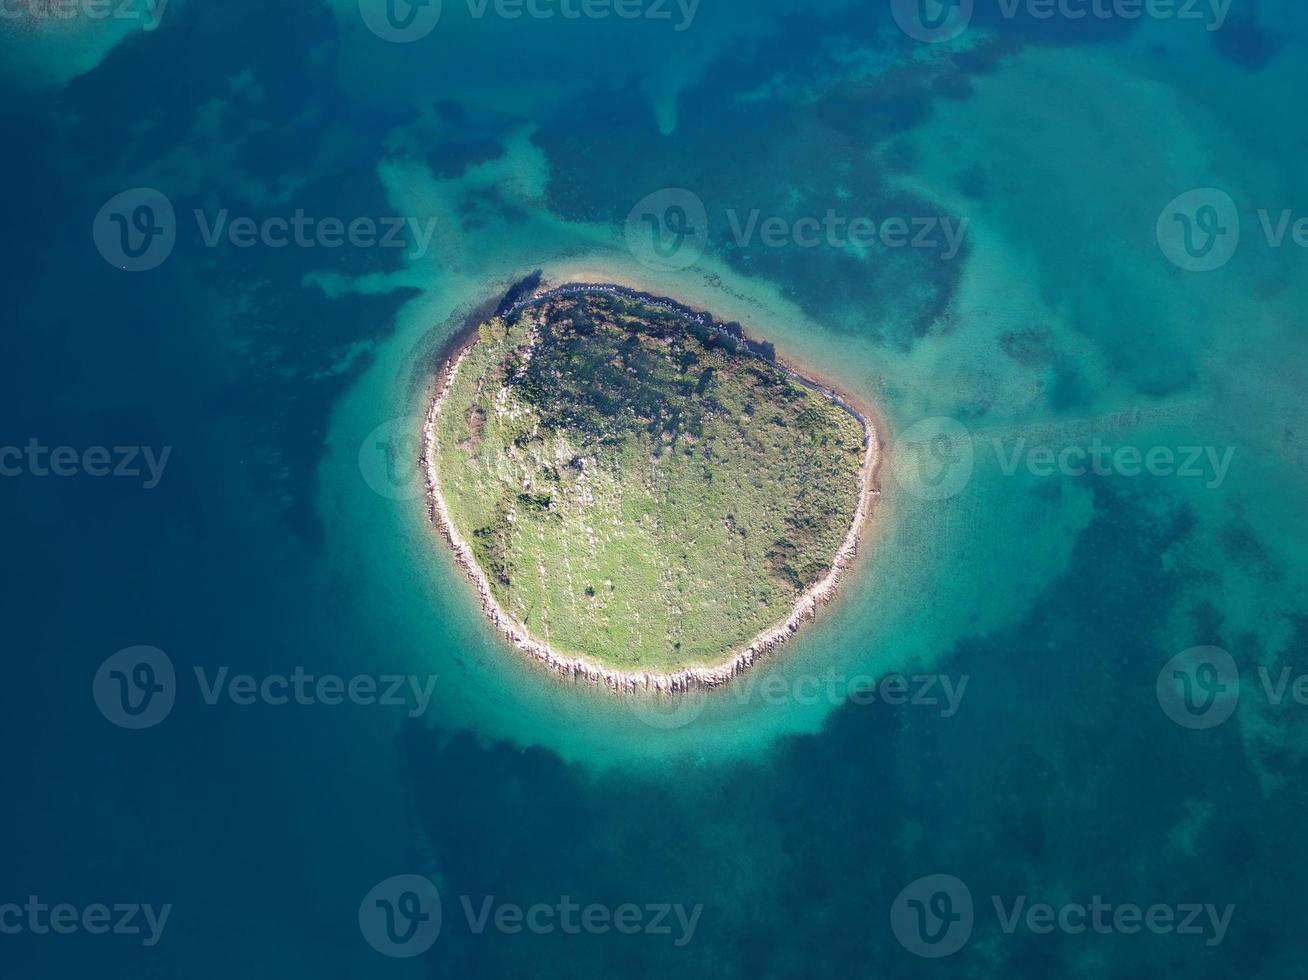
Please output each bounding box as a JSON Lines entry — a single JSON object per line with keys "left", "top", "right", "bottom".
{"left": 3, "top": 1, "right": 1307, "bottom": 976}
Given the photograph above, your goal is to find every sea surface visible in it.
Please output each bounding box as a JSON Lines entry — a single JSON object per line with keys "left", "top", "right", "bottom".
{"left": 3, "top": 0, "right": 1307, "bottom": 976}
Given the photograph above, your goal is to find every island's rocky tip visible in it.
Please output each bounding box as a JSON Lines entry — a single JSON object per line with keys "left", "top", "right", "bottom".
{"left": 422, "top": 277, "right": 881, "bottom": 694}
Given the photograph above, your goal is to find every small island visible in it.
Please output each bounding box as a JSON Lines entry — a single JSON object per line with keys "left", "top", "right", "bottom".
{"left": 423, "top": 282, "right": 878, "bottom": 692}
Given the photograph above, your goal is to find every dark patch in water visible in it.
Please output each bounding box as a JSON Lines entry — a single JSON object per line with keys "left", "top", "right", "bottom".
{"left": 427, "top": 138, "right": 507, "bottom": 178}
{"left": 496, "top": 270, "right": 544, "bottom": 317}
{"left": 1221, "top": 517, "right": 1281, "bottom": 583}
{"left": 1000, "top": 327, "right": 1057, "bottom": 367}
{"left": 1048, "top": 360, "right": 1092, "bottom": 412}
{"left": 957, "top": 162, "right": 991, "bottom": 199}
{"left": 970, "top": 4, "right": 1137, "bottom": 45}
{"left": 1213, "top": 16, "right": 1281, "bottom": 71}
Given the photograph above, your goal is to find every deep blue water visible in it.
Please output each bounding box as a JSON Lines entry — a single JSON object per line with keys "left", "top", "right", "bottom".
{"left": 3, "top": 1, "right": 1307, "bottom": 977}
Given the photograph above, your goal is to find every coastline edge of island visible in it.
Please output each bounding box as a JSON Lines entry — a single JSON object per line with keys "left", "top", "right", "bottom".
{"left": 419, "top": 278, "right": 883, "bottom": 696}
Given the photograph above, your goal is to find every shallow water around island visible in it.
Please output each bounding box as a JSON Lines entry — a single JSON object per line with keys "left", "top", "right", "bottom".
{"left": 309, "top": 15, "right": 1308, "bottom": 973}
{"left": 319, "top": 241, "right": 1093, "bottom": 770}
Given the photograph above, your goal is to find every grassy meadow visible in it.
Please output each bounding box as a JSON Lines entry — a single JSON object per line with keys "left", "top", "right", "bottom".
{"left": 433, "top": 292, "right": 865, "bottom": 672}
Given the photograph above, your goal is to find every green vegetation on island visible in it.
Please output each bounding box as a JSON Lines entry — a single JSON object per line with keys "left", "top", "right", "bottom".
{"left": 431, "top": 290, "right": 867, "bottom": 673}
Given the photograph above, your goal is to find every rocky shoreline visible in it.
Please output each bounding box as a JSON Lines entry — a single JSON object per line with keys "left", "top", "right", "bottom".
{"left": 421, "top": 282, "right": 881, "bottom": 695}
